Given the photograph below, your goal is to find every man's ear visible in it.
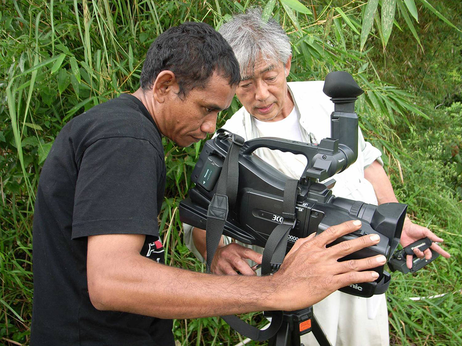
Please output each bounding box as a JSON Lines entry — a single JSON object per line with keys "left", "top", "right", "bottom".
{"left": 284, "top": 56, "right": 292, "bottom": 77}
{"left": 152, "top": 70, "right": 178, "bottom": 103}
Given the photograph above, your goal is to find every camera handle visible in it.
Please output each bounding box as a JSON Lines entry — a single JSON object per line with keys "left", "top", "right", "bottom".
{"left": 241, "top": 136, "right": 355, "bottom": 183}
{"left": 388, "top": 237, "right": 440, "bottom": 273}
{"left": 240, "top": 71, "right": 364, "bottom": 184}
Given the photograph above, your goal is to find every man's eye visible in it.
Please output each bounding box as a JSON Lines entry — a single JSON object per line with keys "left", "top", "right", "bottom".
{"left": 240, "top": 83, "right": 251, "bottom": 89}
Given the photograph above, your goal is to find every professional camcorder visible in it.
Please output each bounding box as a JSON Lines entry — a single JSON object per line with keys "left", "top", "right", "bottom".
{"left": 179, "top": 71, "right": 437, "bottom": 299}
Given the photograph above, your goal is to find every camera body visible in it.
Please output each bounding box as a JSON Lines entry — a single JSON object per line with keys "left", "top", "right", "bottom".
{"left": 179, "top": 71, "right": 407, "bottom": 297}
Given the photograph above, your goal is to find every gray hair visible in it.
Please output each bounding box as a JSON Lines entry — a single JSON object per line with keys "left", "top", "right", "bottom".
{"left": 218, "top": 8, "right": 292, "bottom": 78}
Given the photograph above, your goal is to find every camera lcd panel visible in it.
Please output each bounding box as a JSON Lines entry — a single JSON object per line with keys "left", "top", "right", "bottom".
{"left": 198, "top": 155, "right": 222, "bottom": 191}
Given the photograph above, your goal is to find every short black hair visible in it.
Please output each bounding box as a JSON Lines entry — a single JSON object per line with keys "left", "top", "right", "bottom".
{"left": 140, "top": 22, "right": 240, "bottom": 99}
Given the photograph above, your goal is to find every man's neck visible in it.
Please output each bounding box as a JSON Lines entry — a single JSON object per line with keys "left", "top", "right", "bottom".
{"left": 280, "top": 88, "right": 295, "bottom": 120}
{"left": 132, "top": 88, "right": 160, "bottom": 129}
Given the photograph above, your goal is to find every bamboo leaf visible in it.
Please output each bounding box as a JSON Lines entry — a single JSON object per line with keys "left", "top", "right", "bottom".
{"left": 58, "top": 69, "right": 71, "bottom": 94}
{"left": 335, "top": 7, "right": 360, "bottom": 35}
{"left": 51, "top": 53, "right": 66, "bottom": 74}
{"left": 404, "top": 0, "right": 419, "bottom": 22}
{"left": 0, "top": 298, "right": 24, "bottom": 322}
{"left": 262, "top": 0, "right": 277, "bottom": 21}
{"left": 65, "top": 97, "right": 97, "bottom": 119}
{"left": 24, "top": 122, "right": 43, "bottom": 131}
{"left": 419, "top": 0, "right": 462, "bottom": 32}
{"left": 69, "top": 56, "right": 81, "bottom": 82}
{"left": 373, "top": 10, "right": 383, "bottom": 45}
{"left": 281, "top": 3, "right": 302, "bottom": 33}
{"left": 128, "top": 44, "right": 134, "bottom": 72}
{"left": 280, "top": 0, "right": 312, "bottom": 15}
{"left": 70, "top": 74, "right": 80, "bottom": 98}
{"left": 21, "top": 136, "right": 39, "bottom": 147}
{"left": 18, "top": 55, "right": 63, "bottom": 77}
{"left": 397, "top": 0, "right": 422, "bottom": 49}
{"left": 323, "top": 7, "right": 333, "bottom": 40}
{"left": 333, "top": 16, "right": 346, "bottom": 51}
{"left": 38, "top": 142, "right": 54, "bottom": 165}
{"left": 360, "top": 0, "right": 379, "bottom": 51}
{"left": 6, "top": 81, "right": 26, "bottom": 182}
{"left": 381, "top": 0, "right": 396, "bottom": 49}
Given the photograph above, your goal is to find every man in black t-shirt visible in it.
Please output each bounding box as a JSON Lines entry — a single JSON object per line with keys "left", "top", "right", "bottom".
{"left": 32, "top": 93, "right": 173, "bottom": 344}
{"left": 31, "top": 22, "right": 387, "bottom": 345}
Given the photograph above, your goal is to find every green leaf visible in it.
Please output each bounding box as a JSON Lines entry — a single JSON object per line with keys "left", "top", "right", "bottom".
{"left": 281, "top": 3, "right": 302, "bottom": 33}
{"left": 333, "top": 17, "right": 346, "bottom": 51}
{"left": 404, "top": 0, "right": 418, "bottom": 22}
{"left": 262, "top": 0, "right": 277, "bottom": 21}
{"left": 358, "top": 62, "right": 369, "bottom": 74}
{"left": 280, "top": 0, "right": 312, "bottom": 15}
{"left": 419, "top": 0, "right": 462, "bottom": 32}
{"left": 38, "top": 142, "right": 53, "bottom": 165}
{"left": 18, "top": 55, "right": 62, "bottom": 77}
{"left": 70, "top": 74, "right": 80, "bottom": 98}
{"left": 58, "top": 68, "right": 71, "bottom": 94}
{"left": 128, "top": 44, "right": 134, "bottom": 72}
{"left": 360, "top": 0, "right": 379, "bottom": 51}
{"left": 381, "top": 0, "right": 396, "bottom": 49}
{"left": 69, "top": 56, "right": 81, "bottom": 83}
{"left": 139, "top": 32, "right": 149, "bottom": 43}
{"left": 40, "top": 86, "right": 55, "bottom": 106}
{"left": 373, "top": 11, "right": 383, "bottom": 44}
{"left": 65, "top": 97, "right": 97, "bottom": 119}
{"left": 21, "top": 136, "right": 39, "bottom": 147}
{"left": 0, "top": 298, "right": 24, "bottom": 322}
{"left": 397, "top": 0, "right": 422, "bottom": 49}
{"left": 50, "top": 53, "right": 66, "bottom": 74}
{"left": 335, "top": 7, "right": 360, "bottom": 35}
{"left": 24, "top": 122, "right": 43, "bottom": 131}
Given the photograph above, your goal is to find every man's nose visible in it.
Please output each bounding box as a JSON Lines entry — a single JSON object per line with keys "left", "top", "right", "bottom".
{"left": 201, "top": 114, "right": 217, "bottom": 134}
{"left": 255, "top": 80, "right": 270, "bottom": 101}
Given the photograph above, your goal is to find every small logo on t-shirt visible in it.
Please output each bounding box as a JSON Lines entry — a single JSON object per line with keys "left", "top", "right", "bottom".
{"left": 143, "top": 237, "right": 165, "bottom": 263}
{"left": 147, "top": 239, "right": 163, "bottom": 257}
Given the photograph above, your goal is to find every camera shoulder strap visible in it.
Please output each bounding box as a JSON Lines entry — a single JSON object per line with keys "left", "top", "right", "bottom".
{"left": 261, "top": 178, "right": 299, "bottom": 275}
{"left": 220, "top": 179, "right": 299, "bottom": 341}
{"left": 204, "top": 136, "right": 301, "bottom": 341}
{"left": 204, "top": 134, "right": 285, "bottom": 341}
{"left": 205, "top": 134, "right": 242, "bottom": 272}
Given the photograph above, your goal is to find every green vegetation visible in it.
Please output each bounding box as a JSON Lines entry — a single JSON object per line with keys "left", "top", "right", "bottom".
{"left": 1, "top": 0, "right": 461, "bottom": 345}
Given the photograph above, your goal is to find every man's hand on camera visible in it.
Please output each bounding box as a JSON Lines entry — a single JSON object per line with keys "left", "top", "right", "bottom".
{"left": 271, "top": 220, "right": 386, "bottom": 311}
{"left": 400, "top": 217, "right": 450, "bottom": 269}
{"left": 210, "top": 243, "right": 262, "bottom": 276}
{"left": 191, "top": 227, "right": 262, "bottom": 275}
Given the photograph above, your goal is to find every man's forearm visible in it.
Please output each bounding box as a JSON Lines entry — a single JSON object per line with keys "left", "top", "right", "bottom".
{"left": 192, "top": 227, "right": 211, "bottom": 260}
{"left": 364, "top": 160, "right": 398, "bottom": 205}
{"left": 89, "top": 253, "right": 277, "bottom": 319}
{"left": 88, "top": 222, "right": 384, "bottom": 320}
{"left": 88, "top": 233, "right": 275, "bottom": 318}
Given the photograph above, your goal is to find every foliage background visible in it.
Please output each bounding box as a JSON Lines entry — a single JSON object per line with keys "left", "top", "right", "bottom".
{"left": 1, "top": 0, "right": 461, "bottom": 345}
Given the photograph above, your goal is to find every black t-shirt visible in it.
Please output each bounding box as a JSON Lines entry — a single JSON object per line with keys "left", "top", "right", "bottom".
{"left": 31, "top": 94, "right": 175, "bottom": 346}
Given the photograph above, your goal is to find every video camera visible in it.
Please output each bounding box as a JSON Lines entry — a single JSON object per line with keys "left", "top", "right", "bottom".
{"left": 179, "top": 71, "right": 434, "bottom": 298}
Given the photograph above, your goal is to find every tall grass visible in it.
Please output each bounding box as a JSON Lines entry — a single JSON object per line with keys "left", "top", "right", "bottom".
{"left": 1, "top": 1, "right": 461, "bottom": 345}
